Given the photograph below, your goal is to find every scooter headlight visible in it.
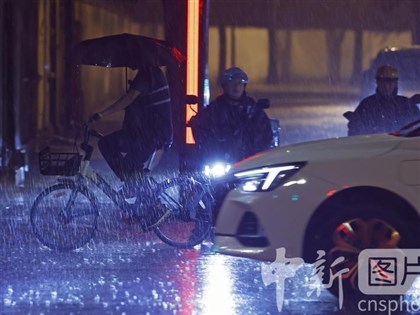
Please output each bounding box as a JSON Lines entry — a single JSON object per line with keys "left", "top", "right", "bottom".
{"left": 204, "top": 162, "right": 231, "bottom": 178}
{"left": 234, "top": 162, "right": 306, "bottom": 192}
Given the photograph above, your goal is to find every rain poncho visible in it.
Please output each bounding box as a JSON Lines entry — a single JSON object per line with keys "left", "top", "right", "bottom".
{"left": 347, "top": 90, "right": 420, "bottom": 136}
{"left": 189, "top": 92, "right": 273, "bottom": 163}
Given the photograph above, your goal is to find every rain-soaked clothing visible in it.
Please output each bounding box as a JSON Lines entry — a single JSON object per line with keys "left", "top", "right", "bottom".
{"left": 189, "top": 92, "right": 273, "bottom": 163}
{"left": 98, "top": 67, "right": 172, "bottom": 181}
{"left": 347, "top": 90, "right": 420, "bottom": 136}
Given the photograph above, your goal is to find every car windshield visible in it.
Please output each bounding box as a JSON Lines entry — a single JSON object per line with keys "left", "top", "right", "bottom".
{"left": 391, "top": 119, "right": 420, "bottom": 137}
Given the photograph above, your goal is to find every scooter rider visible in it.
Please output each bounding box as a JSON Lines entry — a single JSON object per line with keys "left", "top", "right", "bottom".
{"left": 189, "top": 67, "right": 273, "bottom": 164}
{"left": 345, "top": 64, "right": 420, "bottom": 136}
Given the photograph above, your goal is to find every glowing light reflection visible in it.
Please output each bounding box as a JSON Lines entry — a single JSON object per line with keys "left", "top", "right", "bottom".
{"left": 201, "top": 255, "right": 236, "bottom": 315}
{"left": 283, "top": 178, "right": 307, "bottom": 187}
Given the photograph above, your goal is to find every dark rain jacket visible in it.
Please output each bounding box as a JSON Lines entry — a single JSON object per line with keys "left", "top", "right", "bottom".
{"left": 189, "top": 93, "right": 273, "bottom": 162}
{"left": 347, "top": 90, "right": 420, "bottom": 136}
{"left": 123, "top": 67, "right": 173, "bottom": 148}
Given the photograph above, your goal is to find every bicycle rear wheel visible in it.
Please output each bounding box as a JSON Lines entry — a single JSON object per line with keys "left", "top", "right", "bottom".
{"left": 30, "top": 183, "right": 99, "bottom": 251}
{"left": 153, "top": 177, "right": 213, "bottom": 248}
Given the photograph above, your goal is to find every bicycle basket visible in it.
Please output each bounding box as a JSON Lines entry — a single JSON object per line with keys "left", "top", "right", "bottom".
{"left": 39, "top": 147, "right": 82, "bottom": 176}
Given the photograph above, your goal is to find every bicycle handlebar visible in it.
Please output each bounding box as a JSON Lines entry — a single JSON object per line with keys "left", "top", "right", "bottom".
{"left": 87, "top": 113, "right": 103, "bottom": 124}
{"left": 82, "top": 123, "right": 104, "bottom": 144}
{"left": 80, "top": 123, "right": 104, "bottom": 161}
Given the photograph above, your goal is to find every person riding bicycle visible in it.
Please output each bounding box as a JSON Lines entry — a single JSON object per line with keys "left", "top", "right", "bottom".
{"left": 90, "top": 66, "right": 173, "bottom": 223}
{"left": 189, "top": 67, "right": 273, "bottom": 164}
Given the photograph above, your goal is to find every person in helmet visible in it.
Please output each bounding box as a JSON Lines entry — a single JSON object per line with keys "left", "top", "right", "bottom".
{"left": 345, "top": 64, "right": 420, "bottom": 135}
{"left": 189, "top": 67, "right": 273, "bottom": 164}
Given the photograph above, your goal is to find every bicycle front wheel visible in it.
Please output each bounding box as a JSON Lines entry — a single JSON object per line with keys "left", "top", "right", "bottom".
{"left": 30, "top": 183, "right": 99, "bottom": 251}
{"left": 153, "top": 177, "right": 213, "bottom": 248}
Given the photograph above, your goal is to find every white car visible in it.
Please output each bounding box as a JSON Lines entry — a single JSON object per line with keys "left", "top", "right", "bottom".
{"left": 213, "top": 120, "right": 420, "bottom": 295}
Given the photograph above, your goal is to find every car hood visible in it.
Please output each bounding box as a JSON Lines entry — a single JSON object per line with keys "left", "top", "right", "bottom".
{"left": 231, "top": 134, "right": 402, "bottom": 172}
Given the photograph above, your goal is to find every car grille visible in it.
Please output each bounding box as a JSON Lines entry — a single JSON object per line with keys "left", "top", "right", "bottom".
{"left": 237, "top": 212, "right": 269, "bottom": 247}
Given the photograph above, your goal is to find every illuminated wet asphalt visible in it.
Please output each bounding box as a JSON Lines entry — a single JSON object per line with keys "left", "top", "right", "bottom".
{"left": 1, "top": 98, "right": 419, "bottom": 314}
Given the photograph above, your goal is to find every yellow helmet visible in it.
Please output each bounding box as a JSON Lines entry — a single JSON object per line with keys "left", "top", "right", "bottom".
{"left": 375, "top": 65, "right": 399, "bottom": 80}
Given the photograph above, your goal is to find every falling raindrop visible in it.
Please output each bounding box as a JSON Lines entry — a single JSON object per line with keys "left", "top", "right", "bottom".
{"left": 51, "top": 291, "right": 58, "bottom": 300}
{"left": 152, "top": 289, "right": 158, "bottom": 300}
{"left": 98, "top": 277, "right": 106, "bottom": 285}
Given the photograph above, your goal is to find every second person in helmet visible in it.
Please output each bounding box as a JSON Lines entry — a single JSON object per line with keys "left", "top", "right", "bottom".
{"left": 189, "top": 67, "right": 273, "bottom": 163}
{"left": 345, "top": 64, "right": 420, "bottom": 135}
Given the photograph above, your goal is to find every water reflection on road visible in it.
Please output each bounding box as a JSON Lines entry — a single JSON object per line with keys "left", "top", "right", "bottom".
{"left": 0, "top": 230, "right": 339, "bottom": 314}
{"left": 0, "top": 195, "right": 346, "bottom": 315}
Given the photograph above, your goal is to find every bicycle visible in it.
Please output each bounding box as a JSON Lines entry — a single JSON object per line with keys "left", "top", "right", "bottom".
{"left": 30, "top": 123, "right": 213, "bottom": 251}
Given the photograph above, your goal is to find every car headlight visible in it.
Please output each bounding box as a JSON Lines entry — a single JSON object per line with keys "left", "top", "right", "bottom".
{"left": 233, "top": 162, "right": 306, "bottom": 192}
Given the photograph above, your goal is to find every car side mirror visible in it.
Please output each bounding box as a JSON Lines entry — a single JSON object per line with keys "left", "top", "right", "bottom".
{"left": 256, "top": 98, "right": 270, "bottom": 109}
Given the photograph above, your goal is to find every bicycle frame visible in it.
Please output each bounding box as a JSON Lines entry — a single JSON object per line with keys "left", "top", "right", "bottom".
{"left": 31, "top": 123, "right": 214, "bottom": 251}
{"left": 59, "top": 161, "right": 128, "bottom": 210}
{"left": 61, "top": 124, "right": 166, "bottom": 216}
{"left": 56, "top": 125, "right": 138, "bottom": 212}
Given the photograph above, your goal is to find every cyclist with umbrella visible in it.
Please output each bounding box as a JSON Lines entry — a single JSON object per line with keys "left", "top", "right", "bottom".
{"left": 75, "top": 34, "right": 184, "bottom": 225}
{"left": 90, "top": 66, "right": 172, "bottom": 195}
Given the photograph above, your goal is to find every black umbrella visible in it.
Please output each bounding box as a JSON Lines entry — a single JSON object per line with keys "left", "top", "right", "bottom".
{"left": 72, "top": 33, "right": 185, "bottom": 68}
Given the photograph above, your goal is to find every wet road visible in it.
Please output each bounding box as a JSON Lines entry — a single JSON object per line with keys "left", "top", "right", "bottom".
{"left": 1, "top": 192, "right": 338, "bottom": 315}
{"left": 2, "top": 196, "right": 419, "bottom": 314}
{"left": 1, "top": 97, "right": 419, "bottom": 314}
{"left": 264, "top": 96, "right": 358, "bottom": 146}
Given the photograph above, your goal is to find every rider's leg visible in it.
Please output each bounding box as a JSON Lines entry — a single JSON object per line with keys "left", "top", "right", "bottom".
{"left": 97, "top": 130, "right": 128, "bottom": 181}
{"left": 98, "top": 131, "right": 151, "bottom": 183}
{"left": 118, "top": 139, "right": 156, "bottom": 197}
{"left": 124, "top": 141, "right": 172, "bottom": 225}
